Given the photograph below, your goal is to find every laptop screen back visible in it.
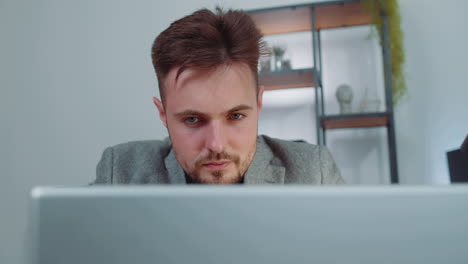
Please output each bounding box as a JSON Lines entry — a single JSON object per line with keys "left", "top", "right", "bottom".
{"left": 30, "top": 185, "right": 468, "bottom": 264}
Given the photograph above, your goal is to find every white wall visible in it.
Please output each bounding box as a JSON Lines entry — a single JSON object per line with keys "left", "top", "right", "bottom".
{"left": 1, "top": 0, "right": 468, "bottom": 263}
{"left": 396, "top": 0, "right": 468, "bottom": 183}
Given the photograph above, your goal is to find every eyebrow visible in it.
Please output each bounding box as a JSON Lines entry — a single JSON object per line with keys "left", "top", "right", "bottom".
{"left": 173, "top": 104, "right": 253, "bottom": 118}
{"left": 174, "top": 110, "right": 205, "bottom": 118}
{"left": 228, "top": 104, "right": 253, "bottom": 113}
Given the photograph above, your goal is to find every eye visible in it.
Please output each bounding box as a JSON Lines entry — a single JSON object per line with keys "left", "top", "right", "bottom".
{"left": 184, "top": 117, "right": 200, "bottom": 125}
{"left": 229, "top": 113, "right": 244, "bottom": 120}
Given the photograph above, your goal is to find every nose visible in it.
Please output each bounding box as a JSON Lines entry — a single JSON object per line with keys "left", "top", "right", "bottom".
{"left": 204, "top": 121, "right": 226, "bottom": 154}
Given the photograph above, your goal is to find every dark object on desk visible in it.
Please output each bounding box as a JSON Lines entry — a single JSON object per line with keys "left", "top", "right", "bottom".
{"left": 461, "top": 134, "right": 468, "bottom": 154}
{"left": 447, "top": 135, "right": 468, "bottom": 183}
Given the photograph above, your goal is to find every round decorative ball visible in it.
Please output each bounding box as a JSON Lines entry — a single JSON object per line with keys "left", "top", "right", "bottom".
{"left": 335, "top": 84, "right": 353, "bottom": 103}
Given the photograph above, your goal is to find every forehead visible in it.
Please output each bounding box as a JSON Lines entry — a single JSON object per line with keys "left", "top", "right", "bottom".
{"left": 163, "top": 63, "right": 257, "bottom": 112}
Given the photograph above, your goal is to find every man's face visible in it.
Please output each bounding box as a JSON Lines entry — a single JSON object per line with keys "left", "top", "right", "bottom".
{"left": 154, "top": 63, "right": 263, "bottom": 184}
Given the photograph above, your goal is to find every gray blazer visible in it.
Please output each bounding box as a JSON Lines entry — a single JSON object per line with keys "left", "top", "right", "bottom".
{"left": 94, "top": 135, "right": 344, "bottom": 184}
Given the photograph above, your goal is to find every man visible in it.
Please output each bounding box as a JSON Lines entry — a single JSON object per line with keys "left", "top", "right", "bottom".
{"left": 94, "top": 7, "right": 344, "bottom": 185}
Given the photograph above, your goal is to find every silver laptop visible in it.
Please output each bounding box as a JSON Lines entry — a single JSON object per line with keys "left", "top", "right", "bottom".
{"left": 29, "top": 185, "right": 468, "bottom": 264}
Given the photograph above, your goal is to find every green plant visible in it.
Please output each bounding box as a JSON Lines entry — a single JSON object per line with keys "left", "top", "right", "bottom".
{"left": 364, "top": 0, "right": 406, "bottom": 105}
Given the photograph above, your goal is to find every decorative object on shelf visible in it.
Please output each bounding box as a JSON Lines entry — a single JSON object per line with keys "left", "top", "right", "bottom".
{"left": 364, "top": 0, "right": 406, "bottom": 105}
{"left": 358, "top": 87, "right": 381, "bottom": 113}
{"left": 359, "top": 98, "right": 381, "bottom": 113}
{"left": 335, "top": 84, "right": 353, "bottom": 114}
{"left": 272, "top": 45, "right": 285, "bottom": 71}
{"left": 270, "top": 45, "right": 292, "bottom": 72}
{"left": 259, "top": 53, "right": 271, "bottom": 73}
{"left": 281, "top": 59, "right": 291, "bottom": 70}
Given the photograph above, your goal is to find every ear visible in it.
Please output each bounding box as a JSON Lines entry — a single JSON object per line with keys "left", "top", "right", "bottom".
{"left": 153, "top": 97, "right": 167, "bottom": 127}
{"left": 257, "top": 86, "right": 265, "bottom": 110}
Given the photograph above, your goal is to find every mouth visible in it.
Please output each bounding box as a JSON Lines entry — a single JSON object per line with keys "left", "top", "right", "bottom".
{"left": 202, "top": 161, "right": 232, "bottom": 170}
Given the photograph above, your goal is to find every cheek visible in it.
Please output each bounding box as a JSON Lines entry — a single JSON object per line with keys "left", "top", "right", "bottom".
{"left": 229, "top": 119, "right": 258, "bottom": 148}
{"left": 168, "top": 123, "right": 203, "bottom": 159}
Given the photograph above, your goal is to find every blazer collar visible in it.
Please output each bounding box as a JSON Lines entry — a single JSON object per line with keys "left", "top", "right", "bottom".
{"left": 163, "top": 136, "right": 285, "bottom": 184}
{"left": 243, "top": 136, "right": 285, "bottom": 184}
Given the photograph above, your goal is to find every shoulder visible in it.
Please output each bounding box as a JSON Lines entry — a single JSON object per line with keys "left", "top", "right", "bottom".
{"left": 258, "top": 135, "right": 343, "bottom": 184}
{"left": 106, "top": 138, "right": 172, "bottom": 172}
{"left": 110, "top": 138, "right": 172, "bottom": 159}
{"left": 258, "top": 135, "right": 320, "bottom": 161}
{"left": 94, "top": 138, "right": 172, "bottom": 184}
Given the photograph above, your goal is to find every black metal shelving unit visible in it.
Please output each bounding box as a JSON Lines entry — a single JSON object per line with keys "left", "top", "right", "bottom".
{"left": 248, "top": 0, "right": 399, "bottom": 183}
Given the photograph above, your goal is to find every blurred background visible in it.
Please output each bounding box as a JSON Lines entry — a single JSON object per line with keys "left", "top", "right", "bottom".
{"left": 1, "top": 0, "right": 468, "bottom": 263}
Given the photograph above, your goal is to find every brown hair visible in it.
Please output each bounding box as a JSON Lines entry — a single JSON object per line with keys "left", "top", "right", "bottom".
{"left": 151, "top": 7, "right": 264, "bottom": 102}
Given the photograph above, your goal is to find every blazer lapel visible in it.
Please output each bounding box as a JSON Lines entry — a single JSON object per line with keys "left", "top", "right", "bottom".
{"left": 244, "top": 137, "right": 285, "bottom": 184}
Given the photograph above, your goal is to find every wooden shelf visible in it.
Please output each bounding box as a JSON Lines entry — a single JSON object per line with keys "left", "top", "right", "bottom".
{"left": 321, "top": 112, "right": 389, "bottom": 129}
{"left": 249, "top": 1, "right": 373, "bottom": 35}
{"left": 250, "top": 6, "right": 311, "bottom": 35}
{"left": 315, "top": 2, "right": 373, "bottom": 30}
{"left": 259, "top": 68, "right": 315, "bottom": 90}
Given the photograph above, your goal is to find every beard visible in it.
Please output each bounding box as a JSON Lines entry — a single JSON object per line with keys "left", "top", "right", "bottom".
{"left": 185, "top": 146, "right": 256, "bottom": 184}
